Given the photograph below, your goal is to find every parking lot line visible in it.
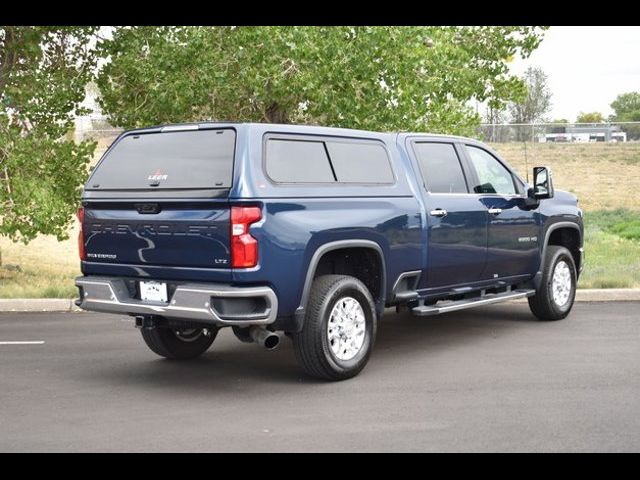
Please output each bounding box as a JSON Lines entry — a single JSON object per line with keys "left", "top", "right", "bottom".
{"left": 0, "top": 341, "right": 45, "bottom": 345}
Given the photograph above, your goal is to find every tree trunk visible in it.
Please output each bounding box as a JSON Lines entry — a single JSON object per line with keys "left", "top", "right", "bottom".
{"left": 0, "top": 27, "right": 17, "bottom": 95}
{"left": 265, "top": 102, "right": 288, "bottom": 124}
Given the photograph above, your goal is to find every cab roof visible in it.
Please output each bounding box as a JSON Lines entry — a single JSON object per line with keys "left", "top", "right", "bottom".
{"left": 120, "top": 121, "right": 480, "bottom": 145}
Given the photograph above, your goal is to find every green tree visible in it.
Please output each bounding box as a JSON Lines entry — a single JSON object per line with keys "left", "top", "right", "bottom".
{"left": 611, "top": 91, "right": 640, "bottom": 140}
{"left": 0, "top": 26, "right": 98, "bottom": 243}
{"left": 481, "top": 104, "right": 511, "bottom": 142}
{"left": 97, "top": 26, "right": 547, "bottom": 135}
{"left": 509, "top": 66, "right": 552, "bottom": 140}
{"left": 576, "top": 111, "right": 604, "bottom": 123}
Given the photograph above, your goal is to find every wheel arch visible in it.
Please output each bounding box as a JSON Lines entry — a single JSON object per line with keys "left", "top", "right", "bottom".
{"left": 294, "top": 240, "right": 386, "bottom": 328}
{"left": 535, "top": 221, "right": 583, "bottom": 288}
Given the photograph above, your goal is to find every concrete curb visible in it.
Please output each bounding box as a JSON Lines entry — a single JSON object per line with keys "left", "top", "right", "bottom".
{"left": 575, "top": 288, "right": 640, "bottom": 302}
{"left": 0, "top": 298, "right": 81, "bottom": 313}
{"left": 509, "top": 288, "right": 640, "bottom": 304}
{"left": 1, "top": 289, "right": 640, "bottom": 312}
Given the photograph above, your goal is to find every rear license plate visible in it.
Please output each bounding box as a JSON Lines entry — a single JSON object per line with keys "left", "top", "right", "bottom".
{"left": 140, "top": 281, "right": 168, "bottom": 303}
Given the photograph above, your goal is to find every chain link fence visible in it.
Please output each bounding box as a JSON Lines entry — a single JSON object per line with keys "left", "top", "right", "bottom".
{"left": 72, "top": 117, "right": 640, "bottom": 213}
{"left": 74, "top": 116, "right": 122, "bottom": 162}
{"left": 477, "top": 122, "right": 640, "bottom": 144}
{"left": 76, "top": 118, "right": 640, "bottom": 145}
{"left": 73, "top": 117, "right": 640, "bottom": 173}
{"left": 475, "top": 122, "right": 640, "bottom": 213}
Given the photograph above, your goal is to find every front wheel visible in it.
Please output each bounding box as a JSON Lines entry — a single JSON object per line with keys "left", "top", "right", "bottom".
{"left": 141, "top": 326, "right": 216, "bottom": 359}
{"left": 292, "top": 274, "right": 378, "bottom": 381}
{"left": 528, "top": 245, "right": 577, "bottom": 321}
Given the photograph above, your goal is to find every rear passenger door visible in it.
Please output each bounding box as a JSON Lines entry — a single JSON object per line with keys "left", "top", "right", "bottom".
{"left": 410, "top": 141, "right": 488, "bottom": 290}
{"left": 462, "top": 144, "right": 540, "bottom": 279}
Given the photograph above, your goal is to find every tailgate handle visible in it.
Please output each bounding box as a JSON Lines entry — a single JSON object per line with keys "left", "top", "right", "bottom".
{"left": 135, "top": 203, "right": 161, "bottom": 214}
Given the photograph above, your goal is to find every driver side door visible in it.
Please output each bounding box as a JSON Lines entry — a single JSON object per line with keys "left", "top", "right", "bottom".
{"left": 462, "top": 144, "right": 540, "bottom": 280}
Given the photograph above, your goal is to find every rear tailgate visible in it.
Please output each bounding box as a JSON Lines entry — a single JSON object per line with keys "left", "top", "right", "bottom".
{"left": 83, "top": 201, "right": 231, "bottom": 269}
{"left": 81, "top": 126, "right": 235, "bottom": 276}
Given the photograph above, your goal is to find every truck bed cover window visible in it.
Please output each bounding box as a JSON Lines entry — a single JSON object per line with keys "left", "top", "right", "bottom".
{"left": 265, "top": 139, "right": 335, "bottom": 183}
{"left": 326, "top": 141, "right": 394, "bottom": 184}
{"left": 87, "top": 128, "right": 235, "bottom": 190}
{"left": 265, "top": 137, "right": 394, "bottom": 184}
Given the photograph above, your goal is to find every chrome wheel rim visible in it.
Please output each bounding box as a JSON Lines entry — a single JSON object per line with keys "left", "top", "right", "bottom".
{"left": 174, "top": 328, "right": 203, "bottom": 343}
{"left": 327, "top": 297, "right": 366, "bottom": 361}
{"left": 552, "top": 260, "right": 572, "bottom": 307}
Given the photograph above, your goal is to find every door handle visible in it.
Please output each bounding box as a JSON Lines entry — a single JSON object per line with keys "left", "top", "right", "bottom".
{"left": 488, "top": 208, "right": 502, "bottom": 215}
{"left": 429, "top": 209, "right": 448, "bottom": 217}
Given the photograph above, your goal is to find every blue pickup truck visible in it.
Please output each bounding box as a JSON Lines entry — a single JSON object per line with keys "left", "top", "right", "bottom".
{"left": 76, "top": 122, "right": 584, "bottom": 380}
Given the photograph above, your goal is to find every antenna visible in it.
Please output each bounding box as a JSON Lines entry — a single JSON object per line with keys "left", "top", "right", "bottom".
{"left": 523, "top": 140, "right": 529, "bottom": 183}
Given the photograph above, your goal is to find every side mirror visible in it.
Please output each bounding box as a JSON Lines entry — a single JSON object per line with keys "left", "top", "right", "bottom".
{"left": 532, "top": 166, "right": 554, "bottom": 199}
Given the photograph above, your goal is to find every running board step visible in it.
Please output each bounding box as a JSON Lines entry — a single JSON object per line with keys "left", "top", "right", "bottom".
{"left": 411, "top": 289, "right": 535, "bottom": 316}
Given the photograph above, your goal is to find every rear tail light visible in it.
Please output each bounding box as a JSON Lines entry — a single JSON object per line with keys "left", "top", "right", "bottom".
{"left": 77, "top": 207, "right": 86, "bottom": 261}
{"left": 230, "top": 206, "right": 262, "bottom": 268}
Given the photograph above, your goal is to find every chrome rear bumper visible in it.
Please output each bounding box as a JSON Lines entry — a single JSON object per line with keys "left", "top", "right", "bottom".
{"left": 75, "top": 276, "right": 277, "bottom": 326}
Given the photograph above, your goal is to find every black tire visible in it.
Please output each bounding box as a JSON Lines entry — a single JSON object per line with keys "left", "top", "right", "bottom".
{"left": 140, "top": 326, "right": 217, "bottom": 360}
{"left": 528, "top": 245, "right": 577, "bottom": 321}
{"left": 292, "top": 274, "right": 378, "bottom": 381}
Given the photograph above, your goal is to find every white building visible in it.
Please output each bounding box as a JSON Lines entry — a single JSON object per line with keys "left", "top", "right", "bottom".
{"left": 540, "top": 124, "right": 627, "bottom": 143}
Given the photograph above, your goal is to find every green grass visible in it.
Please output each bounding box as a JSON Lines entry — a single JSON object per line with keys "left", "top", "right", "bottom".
{"left": 579, "top": 209, "right": 640, "bottom": 289}
{"left": 607, "top": 220, "right": 640, "bottom": 241}
{"left": 0, "top": 269, "right": 79, "bottom": 298}
{"left": 0, "top": 224, "right": 80, "bottom": 298}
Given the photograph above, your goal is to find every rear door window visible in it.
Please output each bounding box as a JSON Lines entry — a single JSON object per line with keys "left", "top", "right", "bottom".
{"left": 413, "top": 142, "right": 468, "bottom": 194}
{"left": 87, "top": 128, "right": 235, "bottom": 190}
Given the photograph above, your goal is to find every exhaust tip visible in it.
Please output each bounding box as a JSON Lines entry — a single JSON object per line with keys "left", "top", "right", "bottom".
{"left": 263, "top": 334, "right": 280, "bottom": 350}
{"left": 248, "top": 326, "right": 281, "bottom": 350}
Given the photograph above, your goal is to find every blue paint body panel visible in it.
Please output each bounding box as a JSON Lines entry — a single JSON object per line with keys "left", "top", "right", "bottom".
{"left": 80, "top": 122, "right": 583, "bottom": 331}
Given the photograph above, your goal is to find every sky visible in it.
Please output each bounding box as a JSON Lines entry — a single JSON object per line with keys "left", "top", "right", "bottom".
{"left": 509, "top": 26, "right": 640, "bottom": 121}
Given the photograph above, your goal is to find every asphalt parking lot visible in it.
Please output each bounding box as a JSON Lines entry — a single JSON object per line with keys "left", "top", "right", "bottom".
{"left": 1, "top": 302, "right": 638, "bottom": 452}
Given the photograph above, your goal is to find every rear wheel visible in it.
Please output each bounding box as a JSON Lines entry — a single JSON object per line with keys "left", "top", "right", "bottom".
{"left": 528, "top": 245, "right": 577, "bottom": 321}
{"left": 292, "top": 275, "right": 378, "bottom": 381}
{"left": 141, "top": 326, "right": 217, "bottom": 359}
